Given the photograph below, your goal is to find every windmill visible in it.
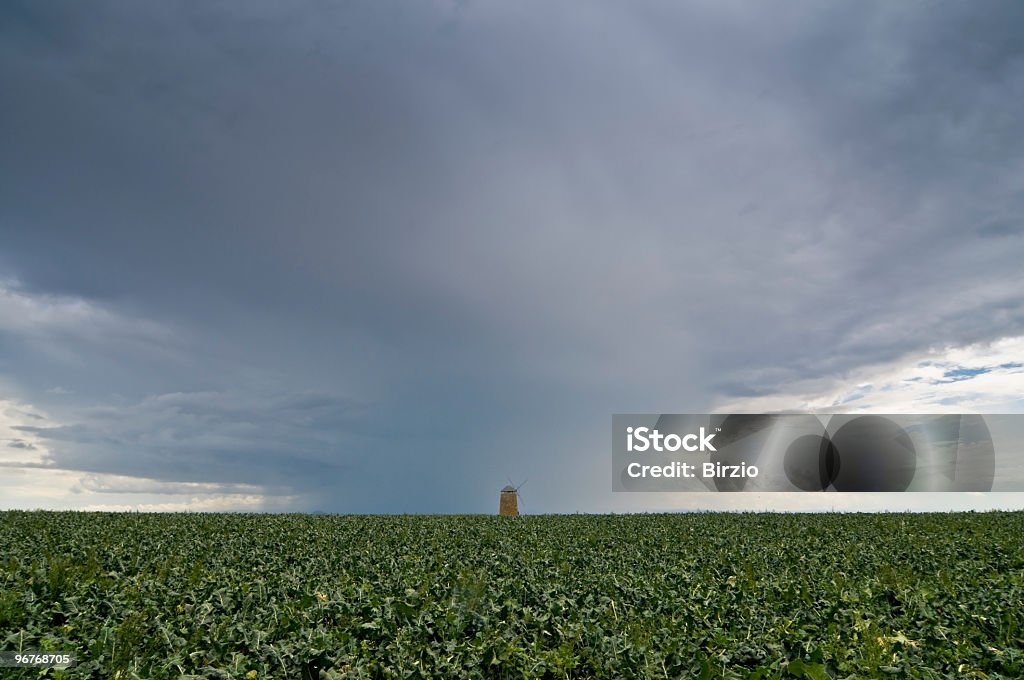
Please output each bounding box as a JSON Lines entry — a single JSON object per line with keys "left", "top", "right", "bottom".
{"left": 499, "top": 478, "right": 527, "bottom": 516}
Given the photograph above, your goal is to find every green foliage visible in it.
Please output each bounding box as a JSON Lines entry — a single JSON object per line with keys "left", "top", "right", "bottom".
{"left": 1, "top": 511, "right": 1022, "bottom": 678}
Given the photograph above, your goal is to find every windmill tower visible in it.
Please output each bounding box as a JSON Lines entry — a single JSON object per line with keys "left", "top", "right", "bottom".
{"left": 498, "top": 484, "right": 519, "bottom": 517}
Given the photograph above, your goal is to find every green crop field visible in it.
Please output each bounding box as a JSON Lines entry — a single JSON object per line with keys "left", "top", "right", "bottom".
{"left": 1, "top": 512, "right": 1022, "bottom": 679}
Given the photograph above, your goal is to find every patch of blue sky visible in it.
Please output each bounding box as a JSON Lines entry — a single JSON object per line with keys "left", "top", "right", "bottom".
{"left": 941, "top": 367, "right": 992, "bottom": 381}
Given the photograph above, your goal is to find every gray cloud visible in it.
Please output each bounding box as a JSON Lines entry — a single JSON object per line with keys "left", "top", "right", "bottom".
{"left": 1, "top": 0, "right": 1023, "bottom": 511}
{"left": 16, "top": 391, "right": 365, "bottom": 500}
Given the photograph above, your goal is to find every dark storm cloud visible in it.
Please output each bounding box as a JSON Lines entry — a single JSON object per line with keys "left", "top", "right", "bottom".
{"left": 1, "top": 0, "right": 1023, "bottom": 511}
{"left": 12, "top": 391, "right": 368, "bottom": 504}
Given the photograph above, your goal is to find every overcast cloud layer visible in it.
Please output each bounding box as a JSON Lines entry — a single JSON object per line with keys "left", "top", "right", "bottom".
{"left": 2, "top": 0, "right": 1023, "bottom": 512}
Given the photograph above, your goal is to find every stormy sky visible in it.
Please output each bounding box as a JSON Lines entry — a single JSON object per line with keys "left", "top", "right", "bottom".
{"left": 2, "top": 0, "right": 1023, "bottom": 512}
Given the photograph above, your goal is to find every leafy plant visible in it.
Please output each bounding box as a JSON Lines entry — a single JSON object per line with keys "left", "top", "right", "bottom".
{"left": 0, "top": 511, "right": 1021, "bottom": 678}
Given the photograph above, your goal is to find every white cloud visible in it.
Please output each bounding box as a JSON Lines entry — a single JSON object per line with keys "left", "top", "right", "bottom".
{"left": 74, "top": 496, "right": 297, "bottom": 513}
{"left": 75, "top": 473, "right": 269, "bottom": 497}
{"left": 715, "top": 335, "right": 1024, "bottom": 414}
{"left": 0, "top": 466, "right": 299, "bottom": 513}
